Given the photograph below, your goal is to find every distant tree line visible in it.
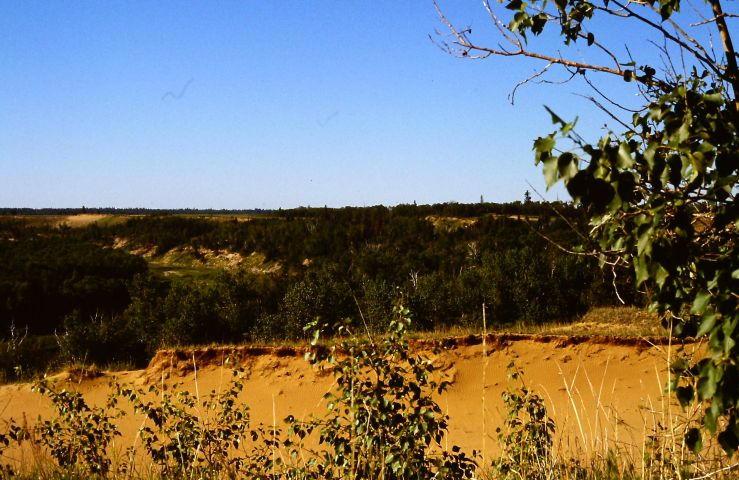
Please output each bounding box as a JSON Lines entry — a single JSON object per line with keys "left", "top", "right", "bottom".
{"left": 0, "top": 202, "right": 638, "bottom": 378}
{"left": 0, "top": 207, "right": 272, "bottom": 216}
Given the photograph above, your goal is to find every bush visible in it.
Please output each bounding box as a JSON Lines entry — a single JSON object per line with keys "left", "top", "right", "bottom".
{"left": 300, "top": 305, "right": 477, "bottom": 479}
{"left": 493, "top": 363, "right": 556, "bottom": 479}
{"left": 0, "top": 333, "right": 59, "bottom": 383}
{"left": 59, "top": 311, "right": 147, "bottom": 368}
{"left": 32, "top": 377, "right": 125, "bottom": 476}
{"left": 118, "top": 360, "right": 265, "bottom": 478}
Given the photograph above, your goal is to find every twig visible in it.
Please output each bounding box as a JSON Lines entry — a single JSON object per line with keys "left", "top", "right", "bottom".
{"left": 573, "top": 93, "right": 637, "bottom": 133}
{"left": 351, "top": 292, "right": 375, "bottom": 346}
{"left": 611, "top": 260, "right": 627, "bottom": 305}
{"left": 509, "top": 62, "right": 554, "bottom": 105}
{"left": 691, "top": 12, "right": 739, "bottom": 27}
{"left": 581, "top": 73, "right": 644, "bottom": 113}
{"left": 525, "top": 182, "right": 591, "bottom": 245}
{"left": 688, "top": 462, "right": 739, "bottom": 480}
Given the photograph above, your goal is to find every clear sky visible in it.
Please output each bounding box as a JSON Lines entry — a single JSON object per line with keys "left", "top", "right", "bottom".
{"left": 1, "top": 1, "right": 678, "bottom": 209}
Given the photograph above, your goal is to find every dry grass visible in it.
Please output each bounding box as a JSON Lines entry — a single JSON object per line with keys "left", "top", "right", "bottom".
{"left": 415, "top": 306, "right": 664, "bottom": 341}
{"left": 504, "top": 307, "right": 663, "bottom": 340}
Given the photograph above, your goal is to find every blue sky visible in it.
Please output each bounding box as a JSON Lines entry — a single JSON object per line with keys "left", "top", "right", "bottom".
{"left": 1, "top": 1, "right": 679, "bottom": 209}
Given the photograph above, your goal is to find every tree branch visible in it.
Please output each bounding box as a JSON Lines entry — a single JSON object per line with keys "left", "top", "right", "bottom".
{"left": 708, "top": 0, "right": 739, "bottom": 113}
{"left": 607, "top": 0, "right": 724, "bottom": 77}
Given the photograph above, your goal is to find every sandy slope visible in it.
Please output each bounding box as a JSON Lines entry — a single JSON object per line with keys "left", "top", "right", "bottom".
{"left": 0, "top": 334, "right": 691, "bottom": 466}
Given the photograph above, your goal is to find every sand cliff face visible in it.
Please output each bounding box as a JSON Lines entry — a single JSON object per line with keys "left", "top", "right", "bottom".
{"left": 0, "top": 334, "right": 692, "bottom": 462}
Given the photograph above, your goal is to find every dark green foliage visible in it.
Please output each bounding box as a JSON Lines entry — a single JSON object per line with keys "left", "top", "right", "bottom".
{"left": 121, "top": 273, "right": 171, "bottom": 360}
{"left": 300, "top": 305, "right": 477, "bottom": 479}
{"left": 0, "top": 237, "right": 146, "bottom": 335}
{"left": 114, "top": 216, "right": 217, "bottom": 255}
{"left": 270, "top": 271, "right": 354, "bottom": 340}
{"left": 494, "top": 364, "right": 556, "bottom": 479}
{"left": 0, "top": 334, "right": 59, "bottom": 383}
{"left": 358, "top": 277, "right": 396, "bottom": 333}
{"left": 59, "top": 311, "right": 146, "bottom": 367}
{"left": 119, "top": 361, "right": 258, "bottom": 478}
{"left": 32, "top": 378, "right": 125, "bottom": 475}
{"left": 533, "top": 52, "right": 738, "bottom": 456}
{"left": 158, "top": 270, "right": 287, "bottom": 347}
{"left": 0, "top": 202, "right": 630, "bottom": 376}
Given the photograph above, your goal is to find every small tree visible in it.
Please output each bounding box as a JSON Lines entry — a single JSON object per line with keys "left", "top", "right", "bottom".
{"left": 435, "top": 0, "right": 737, "bottom": 453}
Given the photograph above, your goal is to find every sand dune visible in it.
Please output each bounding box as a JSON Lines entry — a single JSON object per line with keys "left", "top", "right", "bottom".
{"left": 0, "top": 334, "right": 693, "bottom": 467}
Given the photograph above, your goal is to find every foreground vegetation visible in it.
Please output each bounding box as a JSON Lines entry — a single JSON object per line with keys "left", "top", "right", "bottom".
{"left": 0, "top": 307, "right": 734, "bottom": 479}
{"left": 0, "top": 202, "right": 635, "bottom": 381}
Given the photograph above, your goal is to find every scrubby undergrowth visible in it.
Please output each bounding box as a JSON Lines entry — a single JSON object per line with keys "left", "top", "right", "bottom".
{"left": 0, "top": 307, "right": 734, "bottom": 479}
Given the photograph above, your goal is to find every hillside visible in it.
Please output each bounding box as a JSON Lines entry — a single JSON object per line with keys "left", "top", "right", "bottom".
{"left": 0, "top": 332, "right": 682, "bottom": 468}
{"left": 0, "top": 202, "right": 641, "bottom": 381}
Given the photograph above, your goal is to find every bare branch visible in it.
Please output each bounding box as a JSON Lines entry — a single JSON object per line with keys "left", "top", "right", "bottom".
{"left": 691, "top": 12, "right": 739, "bottom": 27}
{"left": 526, "top": 182, "right": 592, "bottom": 245}
{"left": 483, "top": 0, "right": 522, "bottom": 46}
{"left": 612, "top": 260, "right": 626, "bottom": 305}
{"left": 581, "top": 73, "right": 644, "bottom": 113}
{"left": 574, "top": 92, "right": 637, "bottom": 134}
{"left": 508, "top": 62, "right": 555, "bottom": 105}
{"left": 435, "top": 0, "right": 675, "bottom": 91}
{"left": 651, "top": 5, "right": 718, "bottom": 65}
{"left": 610, "top": 0, "right": 725, "bottom": 77}
{"left": 575, "top": 30, "right": 623, "bottom": 72}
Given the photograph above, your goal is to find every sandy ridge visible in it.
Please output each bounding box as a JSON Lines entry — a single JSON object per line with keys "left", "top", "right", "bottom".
{"left": 0, "top": 333, "right": 691, "bottom": 465}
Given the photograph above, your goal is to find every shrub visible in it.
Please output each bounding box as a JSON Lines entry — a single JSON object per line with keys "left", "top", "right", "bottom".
{"left": 300, "top": 304, "right": 477, "bottom": 479}
{"left": 31, "top": 377, "right": 124, "bottom": 476}
{"left": 118, "top": 360, "right": 260, "bottom": 478}
{"left": 493, "top": 363, "right": 556, "bottom": 479}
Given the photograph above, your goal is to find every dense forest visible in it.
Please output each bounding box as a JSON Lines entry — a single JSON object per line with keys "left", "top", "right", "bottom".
{"left": 0, "top": 202, "right": 638, "bottom": 379}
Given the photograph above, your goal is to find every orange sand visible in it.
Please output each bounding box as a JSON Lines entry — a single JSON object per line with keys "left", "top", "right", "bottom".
{"left": 0, "top": 335, "right": 693, "bottom": 468}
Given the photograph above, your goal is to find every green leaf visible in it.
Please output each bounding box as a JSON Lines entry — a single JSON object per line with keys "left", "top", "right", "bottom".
{"left": 703, "top": 92, "right": 724, "bottom": 104}
{"left": 589, "top": 179, "right": 615, "bottom": 208}
{"left": 643, "top": 143, "right": 657, "bottom": 169}
{"left": 685, "top": 427, "right": 702, "bottom": 454}
{"left": 691, "top": 291, "right": 711, "bottom": 314}
{"left": 696, "top": 312, "right": 717, "bottom": 338}
{"left": 566, "top": 170, "right": 589, "bottom": 200}
{"left": 634, "top": 255, "right": 649, "bottom": 286}
{"left": 676, "top": 385, "right": 694, "bottom": 407}
{"left": 654, "top": 265, "right": 669, "bottom": 288}
{"left": 617, "top": 142, "right": 634, "bottom": 168}
{"left": 544, "top": 106, "right": 565, "bottom": 126}
{"left": 675, "top": 120, "right": 690, "bottom": 144}
{"left": 311, "top": 329, "right": 320, "bottom": 346}
{"left": 542, "top": 157, "right": 559, "bottom": 187}
{"left": 704, "top": 401, "right": 719, "bottom": 434}
{"left": 698, "top": 364, "right": 719, "bottom": 401}
{"left": 533, "top": 135, "right": 555, "bottom": 164}
{"left": 557, "top": 152, "right": 578, "bottom": 180}
{"left": 718, "top": 429, "right": 739, "bottom": 454}
{"left": 637, "top": 230, "right": 652, "bottom": 256}
{"left": 531, "top": 13, "right": 547, "bottom": 35}
{"left": 505, "top": 0, "right": 524, "bottom": 10}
